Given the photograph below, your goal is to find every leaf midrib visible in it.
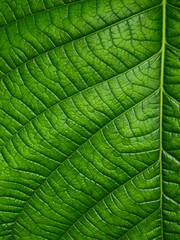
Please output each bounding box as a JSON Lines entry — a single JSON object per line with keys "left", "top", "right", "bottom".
{"left": 160, "top": 0, "right": 166, "bottom": 239}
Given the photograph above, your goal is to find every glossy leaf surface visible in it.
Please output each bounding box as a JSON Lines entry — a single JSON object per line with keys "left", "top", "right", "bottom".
{"left": 0, "top": 0, "right": 179, "bottom": 239}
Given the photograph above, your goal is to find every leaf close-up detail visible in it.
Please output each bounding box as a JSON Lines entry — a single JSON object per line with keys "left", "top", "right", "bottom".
{"left": 0, "top": 0, "right": 180, "bottom": 239}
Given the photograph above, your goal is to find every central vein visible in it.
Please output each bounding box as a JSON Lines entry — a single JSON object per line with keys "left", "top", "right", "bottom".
{"left": 160, "top": 0, "right": 166, "bottom": 239}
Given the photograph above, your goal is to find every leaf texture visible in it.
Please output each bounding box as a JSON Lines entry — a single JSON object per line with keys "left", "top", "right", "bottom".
{"left": 0, "top": 0, "right": 179, "bottom": 239}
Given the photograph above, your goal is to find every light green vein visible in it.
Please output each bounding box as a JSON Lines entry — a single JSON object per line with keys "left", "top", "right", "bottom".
{"left": 160, "top": 0, "right": 166, "bottom": 239}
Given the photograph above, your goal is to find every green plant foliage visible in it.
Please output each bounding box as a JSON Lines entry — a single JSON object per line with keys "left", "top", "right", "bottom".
{"left": 0, "top": 0, "right": 179, "bottom": 239}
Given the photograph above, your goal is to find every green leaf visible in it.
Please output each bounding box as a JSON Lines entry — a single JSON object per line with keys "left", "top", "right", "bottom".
{"left": 0, "top": 0, "right": 179, "bottom": 239}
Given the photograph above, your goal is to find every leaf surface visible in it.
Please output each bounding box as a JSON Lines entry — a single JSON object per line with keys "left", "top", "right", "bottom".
{"left": 0, "top": 0, "right": 179, "bottom": 239}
